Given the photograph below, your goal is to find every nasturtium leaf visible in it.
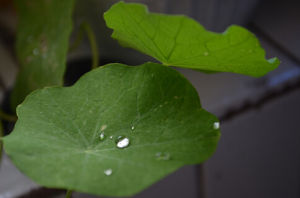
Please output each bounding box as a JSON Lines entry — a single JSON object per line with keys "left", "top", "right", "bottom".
{"left": 104, "top": 2, "right": 279, "bottom": 77}
{"left": 4, "top": 63, "right": 220, "bottom": 196}
{"left": 11, "top": 0, "right": 75, "bottom": 110}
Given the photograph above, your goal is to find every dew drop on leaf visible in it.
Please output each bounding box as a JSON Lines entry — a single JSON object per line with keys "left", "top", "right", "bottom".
{"left": 104, "top": 168, "right": 112, "bottom": 176}
{"left": 213, "top": 122, "right": 220, "bottom": 130}
{"left": 116, "top": 136, "right": 130, "bottom": 149}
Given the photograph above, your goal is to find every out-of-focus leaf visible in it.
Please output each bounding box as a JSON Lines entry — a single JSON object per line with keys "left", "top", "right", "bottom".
{"left": 11, "top": 0, "right": 75, "bottom": 109}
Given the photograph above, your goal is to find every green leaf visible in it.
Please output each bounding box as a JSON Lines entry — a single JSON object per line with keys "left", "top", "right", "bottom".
{"left": 104, "top": 1, "right": 279, "bottom": 77}
{"left": 4, "top": 63, "right": 220, "bottom": 196}
{"left": 11, "top": 0, "right": 75, "bottom": 109}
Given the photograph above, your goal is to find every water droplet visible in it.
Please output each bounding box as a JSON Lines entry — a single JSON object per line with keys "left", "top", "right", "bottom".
{"left": 213, "top": 122, "right": 220, "bottom": 130}
{"left": 33, "top": 48, "right": 39, "bottom": 56}
{"left": 101, "top": 124, "right": 107, "bottom": 131}
{"left": 131, "top": 125, "right": 135, "bottom": 130}
{"left": 116, "top": 136, "right": 130, "bottom": 149}
{"left": 99, "top": 132, "right": 105, "bottom": 140}
{"left": 110, "top": 135, "right": 113, "bottom": 139}
{"left": 203, "top": 52, "right": 209, "bottom": 56}
{"left": 104, "top": 168, "right": 112, "bottom": 176}
{"left": 155, "top": 152, "right": 170, "bottom": 160}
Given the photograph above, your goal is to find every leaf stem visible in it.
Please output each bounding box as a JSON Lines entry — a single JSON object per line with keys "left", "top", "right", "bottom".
{"left": 65, "top": 189, "right": 73, "bottom": 198}
{"left": 82, "top": 23, "right": 99, "bottom": 69}
{"left": 0, "top": 109, "right": 17, "bottom": 122}
{"left": 69, "top": 22, "right": 99, "bottom": 69}
{"left": 69, "top": 27, "right": 84, "bottom": 53}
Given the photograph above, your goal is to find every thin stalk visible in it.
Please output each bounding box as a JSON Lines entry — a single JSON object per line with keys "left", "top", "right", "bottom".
{"left": 69, "top": 22, "right": 99, "bottom": 69}
{"left": 68, "top": 27, "right": 84, "bottom": 53}
{"left": 83, "top": 23, "right": 99, "bottom": 69}
{"left": 65, "top": 189, "right": 73, "bottom": 198}
{"left": 0, "top": 109, "right": 17, "bottom": 122}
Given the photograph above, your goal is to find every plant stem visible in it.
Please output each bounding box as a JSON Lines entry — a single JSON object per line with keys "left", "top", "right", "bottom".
{"left": 69, "top": 27, "right": 84, "bottom": 53}
{"left": 0, "top": 109, "right": 17, "bottom": 122}
{"left": 65, "top": 189, "right": 73, "bottom": 198}
{"left": 69, "top": 22, "right": 99, "bottom": 69}
{"left": 83, "top": 23, "right": 99, "bottom": 69}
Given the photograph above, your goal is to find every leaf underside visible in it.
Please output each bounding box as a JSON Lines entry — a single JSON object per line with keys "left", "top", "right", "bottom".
{"left": 11, "top": 0, "right": 75, "bottom": 110}
{"left": 104, "top": 1, "right": 280, "bottom": 77}
{"left": 4, "top": 63, "right": 220, "bottom": 196}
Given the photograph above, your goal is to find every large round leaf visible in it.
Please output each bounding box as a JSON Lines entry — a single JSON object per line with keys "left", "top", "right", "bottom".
{"left": 4, "top": 63, "right": 220, "bottom": 196}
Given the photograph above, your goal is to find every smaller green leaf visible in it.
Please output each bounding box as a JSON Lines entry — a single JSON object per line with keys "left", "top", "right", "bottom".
{"left": 4, "top": 63, "right": 220, "bottom": 196}
{"left": 104, "top": 1, "right": 279, "bottom": 77}
{"left": 11, "top": 0, "right": 75, "bottom": 109}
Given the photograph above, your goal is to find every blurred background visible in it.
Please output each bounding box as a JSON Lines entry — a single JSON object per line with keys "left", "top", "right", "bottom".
{"left": 0, "top": 0, "right": 300, "bottom": 197}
